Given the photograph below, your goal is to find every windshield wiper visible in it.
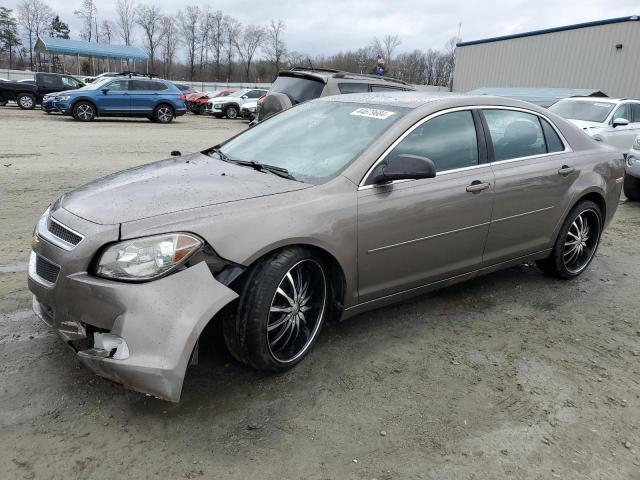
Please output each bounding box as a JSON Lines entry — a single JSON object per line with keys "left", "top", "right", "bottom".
{"left": 209, "top": 147, "right": 232, "bottom": 162}
{"left": 209, "top": 148, "right": 297, "bottom": 181}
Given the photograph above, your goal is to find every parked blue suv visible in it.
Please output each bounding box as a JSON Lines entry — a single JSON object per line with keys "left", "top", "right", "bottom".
{"left": 51, "top": 74, "right": 187, "bottom": 123}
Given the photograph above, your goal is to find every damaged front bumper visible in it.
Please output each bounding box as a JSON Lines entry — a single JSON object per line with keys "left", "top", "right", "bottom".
{"left": 28, "top": 209, "right": 238, "bottom": 402}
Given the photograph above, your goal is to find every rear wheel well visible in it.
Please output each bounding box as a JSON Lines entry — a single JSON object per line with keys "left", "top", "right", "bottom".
{"left": 575, "top": 192, "right": 606, "bottom": 220}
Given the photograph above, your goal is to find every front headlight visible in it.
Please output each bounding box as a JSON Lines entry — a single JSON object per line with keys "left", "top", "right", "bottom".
{"left": 96, "top": 233, "right": 203, "bottom": 281}
{"left": 633, "top": 136, "right": 640, "bottom": 150}
{"left": 213, "top": 103, "right": 223, "bottom": 109}
{"left": 55, "top": 95, "right": 70, "bottom": 101}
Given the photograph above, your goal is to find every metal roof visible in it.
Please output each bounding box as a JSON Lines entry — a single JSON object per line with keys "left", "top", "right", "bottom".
{"left": 457, "top": 15, "right": 640, "bottom": 47}
{"left": 35, "top": 36, "right": 148, "bottom": 61}
{"left": 467, "top": 87, "right": 608, "bottom": 107}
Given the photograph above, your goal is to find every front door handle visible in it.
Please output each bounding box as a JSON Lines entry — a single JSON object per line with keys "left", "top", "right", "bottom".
{"left": 466, "top": 181, "right": 491, "bottom": 193}
{"left": 558, "top": 165, "right": 575, "bottom": 176}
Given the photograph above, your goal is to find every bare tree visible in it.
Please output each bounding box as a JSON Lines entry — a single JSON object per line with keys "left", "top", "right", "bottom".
{"left": 208, "top": 10, "right": 225, "bottom": 80}
{"left": 223, "top": 16, "right": 241, "bottom": 82}
{"left": 74, "top": 0, "right": 98, "bottom": 42}
{"left": 17, "top": 0, "right": 53, "bottom": 70}
{"left": 197, "top": 6, "right": 213, "bottom": 77}
{"left": 234, "top": 24, "right": 264, "bottom": 82}
{"left": 264, "top": 19, "right": 286, "bottom": 73}
{"left": 177, "top": 5, "right": 200, "bottom": 80}
{"left": 160, "top": 15, "right": 178, "bottom": 79}
{"left": 100, "top": 19, "right": 114, "bottom": 44}
{"left": 135, "top": 4, "right": 164, "bottom": 71}
{"left": 115, "top": 0, "right": 135, "bottom": 46}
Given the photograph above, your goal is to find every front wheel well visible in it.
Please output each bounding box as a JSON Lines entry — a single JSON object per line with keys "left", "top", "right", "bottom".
{"left": 71, "top": 98, "right": 98, "bottom": 112}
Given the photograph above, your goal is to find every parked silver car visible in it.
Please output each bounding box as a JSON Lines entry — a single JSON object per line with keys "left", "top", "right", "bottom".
{"left": 28, "top": 93, "right": 624, "bottom": 401}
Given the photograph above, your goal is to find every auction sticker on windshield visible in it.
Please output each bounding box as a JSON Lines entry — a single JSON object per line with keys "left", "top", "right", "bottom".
{"left": 350, "top": 108, "right": 396, "bottom": 120}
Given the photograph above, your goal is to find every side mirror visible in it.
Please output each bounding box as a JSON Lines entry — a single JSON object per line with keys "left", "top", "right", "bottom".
{"left": 371, "top": 154, "right": 437, "bottom": 184}
{"left": 241, "top": 95, "right": 248, "bottom": 99}
{"left": 101, "top": 88, "right": 109, "bottom": 94}
{"left": 612, "top": 117, "right": 629, "bottom": 128}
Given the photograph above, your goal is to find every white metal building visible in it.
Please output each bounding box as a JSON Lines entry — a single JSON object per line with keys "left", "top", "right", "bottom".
{"left": 453, "top": 16, "right": 640, "bottom": 98}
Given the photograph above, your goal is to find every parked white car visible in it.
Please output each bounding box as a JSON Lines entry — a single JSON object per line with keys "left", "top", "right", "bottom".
{"left": 206, "top": 88, "right": 268, "bottom": 119}
{"left": 624, "top": 135, "right": 640, "bottom": 200}
{"left": 549, "top": 97, "right": 640, "bottom": 150}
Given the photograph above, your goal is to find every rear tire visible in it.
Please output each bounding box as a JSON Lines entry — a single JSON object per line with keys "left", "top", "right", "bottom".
{"left": 197, "top": 105, "right": 207, "bottom": 115}
{"left": 17, "top": 93, "right": 36, "bottom": 110}
{"left": 536, "top": 200, "right": 602, "bottom": 279}
{"left": 224, "top": 105, "right": 239, "bottom": 119}
{"left": 153, "top": 104, "right": 174, "bottom": 123}
{"left": 72, "top": 101, "right": 96, "bottom": 121}
{"left": 223, "top": 247, "right": 329, "bottom": 371}
{"left": 623, "top": 173, "right": 640, "bottom": 201}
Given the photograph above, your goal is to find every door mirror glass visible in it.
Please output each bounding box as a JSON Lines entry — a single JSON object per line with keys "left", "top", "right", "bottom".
{"left": 101, "top": 88, "right": 109, "bottom": 94}
{"left": 612, "top": 117, "right": 629, "bottom": 127}
{"left": 371, "top": 154, "right": 436, "bottom": 184}
{"left": 241, "top": 95, "right": 248, "bottom": 99}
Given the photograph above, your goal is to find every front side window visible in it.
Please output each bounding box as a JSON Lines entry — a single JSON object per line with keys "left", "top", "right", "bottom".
{"left": 40, "top": 75, "right": 59, "bottom": 87}
{"left": 611, "top": 104, "right": 631, "bottom": 123}
{"left": 483, "top": 110, "right": 546, "bottom": 161}
{"left": 387, "top": 110, "right": 479, "bottom": 172}
{"left": 61, "top": 76, "right": 81, "bottom": 88}
{"left": 221, "top": 101, "right": 408, "bottom": 184}
{"left": 631, "top": 104, "right": 640, "bottom": 123}
{"left": 106, "top": 80, "right": 129, "bottom": 91}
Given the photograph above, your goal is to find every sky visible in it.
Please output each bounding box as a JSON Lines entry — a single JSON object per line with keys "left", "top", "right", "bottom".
{"left": 4, "top": 0, "right": 639, "bottom": 57}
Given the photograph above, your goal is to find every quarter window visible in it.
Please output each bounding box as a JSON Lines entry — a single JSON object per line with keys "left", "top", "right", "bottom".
{"left": 387, "top": 110, "right": 479, "bottom": 172}
{"left": 483, "top": 110, "right": 546, "bottom": 161}
{"left": 630, "top": 104, "right": 640, "bottom": 123}
{"left": 540, "top": 118, "right": 565, "bottom": 153}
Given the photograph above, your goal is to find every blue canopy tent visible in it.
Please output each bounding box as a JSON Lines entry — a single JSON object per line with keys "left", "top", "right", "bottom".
{"left": 35, "top": 36, "right": 149, "bottom": 75}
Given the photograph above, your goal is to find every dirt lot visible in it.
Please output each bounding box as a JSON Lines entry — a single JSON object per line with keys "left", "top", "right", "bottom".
{"left": 1, "top": 105, "right": 639, "bottom": 480}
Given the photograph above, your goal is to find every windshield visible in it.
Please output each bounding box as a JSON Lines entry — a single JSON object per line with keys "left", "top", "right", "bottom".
{"left": 80, "top": 77, "right": 114, "bottom": 90}
{"left": 220, "top": 101, "right": 408, "bottom": 184}
{"left": 227, "top": 90, "right": 247, "bottom": 98}
{"left": 271, "top": 75, "right": 325, "bottom": 104}
{"left": 549, "top": 99, "right": 615, "bottom": 123}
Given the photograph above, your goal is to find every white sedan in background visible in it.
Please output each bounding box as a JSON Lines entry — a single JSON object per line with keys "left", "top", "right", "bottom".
{"left": 549, "top": 97, "right": 640, "bottom": 150}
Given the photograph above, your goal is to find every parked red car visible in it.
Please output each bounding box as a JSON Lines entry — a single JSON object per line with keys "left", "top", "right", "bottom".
{"left": 187, "top": 89, "right": 238, "bottom": 115}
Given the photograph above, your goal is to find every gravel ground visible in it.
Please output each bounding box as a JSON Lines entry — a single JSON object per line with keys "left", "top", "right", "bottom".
{"left": 1, "top": 105, "right": 639, "bottom": 480}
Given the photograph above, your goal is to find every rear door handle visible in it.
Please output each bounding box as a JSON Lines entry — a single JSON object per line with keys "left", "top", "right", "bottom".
{"left": 466, "top": 181, "right": 491, "bottom": 193}
{"left": 558, "top": 165, "right": 575, "bottom": 176}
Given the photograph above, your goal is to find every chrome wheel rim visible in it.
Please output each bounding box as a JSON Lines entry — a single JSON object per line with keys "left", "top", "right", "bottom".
{"left": 20, "top": 96, "right": 34, "bottom": 108}
{"left": 76, "top": 104, "right": 93, "bottom": 120}
{"left": 157, "top": 107, "right": 172, "bottom": 122}
{"left": 267, "top": 259, "right": 327, "bottom": 363}
{"left": 563, "top": 208, "right": 600, "bottom": 274}
{"left": 226, "top": 107, "right": 237, "bottom": 119}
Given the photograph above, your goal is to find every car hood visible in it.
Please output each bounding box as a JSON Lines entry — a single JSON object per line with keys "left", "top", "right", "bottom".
{"left": 58, "top": 152, "right": 310, "bottom": 225}
{"left": 566, "top": 119, "right": 604, "bottom": 130}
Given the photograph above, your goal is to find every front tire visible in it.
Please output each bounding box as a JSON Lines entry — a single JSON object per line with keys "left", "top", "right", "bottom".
{"left": 153, "top": 104, "right": 174, "bottom": 123}
{"left": 623, "top": 173, "right": 640, "bottom": 201}
{"left": 224, "top": 105, "right": 239, "bottom": 119}
{"left": 536, "top": 200, "right": 602, "bottom": 279}
{"left": 223, "top": 248, "right": 329, "bottom": 371}
{"left": 72, "top": 101, "right": 96, "bottom": 121}
{"left": 17, "top": 93, "right": 36, "bottom": 110}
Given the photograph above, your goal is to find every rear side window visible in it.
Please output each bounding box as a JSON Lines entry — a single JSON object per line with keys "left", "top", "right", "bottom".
{"left": 370, "top": 85, "right": 402, "bottom": 92}
{"left": 130, "top": 80, "right": 167, "bottom": 91}
{"left": 246, "top": 90, "right": 264, "bottom": 98}
{"left": 388, "top": 110, "right": 479, "bottom": 172}
{"left": 338, "top": 83, "right": 369, "bottom": 94}
{"left": 540, "top": 119, "right": 565, "bottom": 153}
{"left": 483, "top": 110, "right": 547, "bottom": 161}
{"left": 271, "top": 75, "right": 325, "bottom": 104}
{"left": 39, "top": 74, "right": 59, "bottom": 87}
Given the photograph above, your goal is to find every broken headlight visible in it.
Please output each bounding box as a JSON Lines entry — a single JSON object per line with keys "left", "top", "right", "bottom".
{"left": 96, "top": 233, "right": 202, "bottom": 281}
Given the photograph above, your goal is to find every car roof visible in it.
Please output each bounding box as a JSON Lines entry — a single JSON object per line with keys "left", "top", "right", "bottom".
{"left": 318, "top": 91, "right": 468, "bottom": 109}
{"left": 281, "top": 67, "right": 409, "bottom": 86}
{"left": 559, "top": 97, "right": 640, "bottom": 104}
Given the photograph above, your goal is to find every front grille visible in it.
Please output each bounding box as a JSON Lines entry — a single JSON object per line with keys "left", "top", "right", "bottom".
{"left": 48, "top": 219, "right": 82, "bottom": 246}
{"left": 35, "top": 255, "right": 60, "bottom": 284}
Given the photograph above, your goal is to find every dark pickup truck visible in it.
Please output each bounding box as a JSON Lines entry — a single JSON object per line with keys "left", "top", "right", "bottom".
{"left": 0, "top": 73, "right": 84, "bottom": 109}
